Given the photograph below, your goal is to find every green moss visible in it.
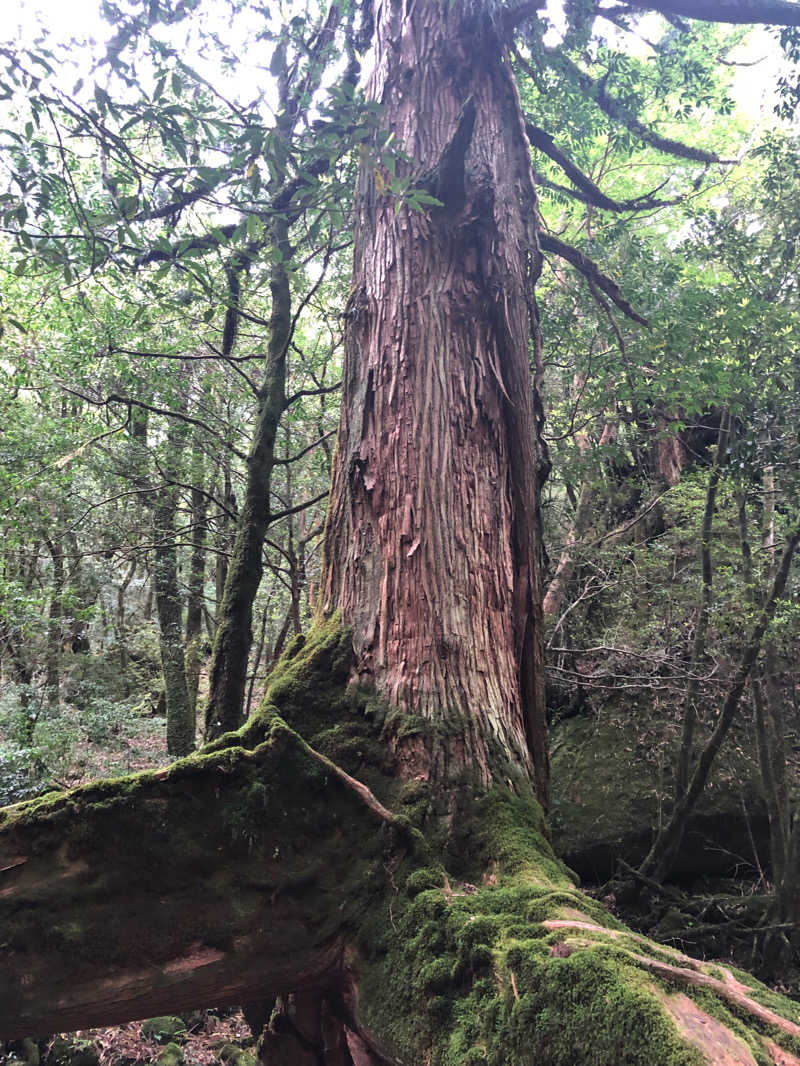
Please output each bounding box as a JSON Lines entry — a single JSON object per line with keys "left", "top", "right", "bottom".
{"left": 141, "top": 1017, "right": 187, "bottom": 1043}
{"left": 407, "top": 867, "right": 446, "bottom": 895}
{"left": 549, "top": 708, "right": 772, "bottom": 880}
{"left": 154, "top": 1044, "right": 185, "bottom": 1066}
{"left": 215, "top": 1044, "right": 257, "bottom": 1066}
{"left": 355, "top": 810, "right": 713, "bottom": 1066}
{"left": 448, "top": 788, "right": 570, "bottom": 886}
{"left": 46, "top": 1039, "right": 99, "bottom": 1066}
{"left": 721, "top": 967, "right": 800, "bottom": 1027}
{"left": 420, "top": 956, "right": 459, "bottom": 993}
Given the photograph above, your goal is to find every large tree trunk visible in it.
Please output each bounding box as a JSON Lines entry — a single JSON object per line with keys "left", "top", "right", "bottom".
{"left": 322, "top": 0, "right": 547, "bottom": 802}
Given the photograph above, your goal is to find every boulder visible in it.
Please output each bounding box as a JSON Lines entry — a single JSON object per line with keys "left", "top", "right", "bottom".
{"left": 548, "top": 709, "right": 781, "bottom": 883}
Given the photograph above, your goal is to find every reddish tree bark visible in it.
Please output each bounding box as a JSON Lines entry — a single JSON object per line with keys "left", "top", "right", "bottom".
{"left": 322, "top": 1, "right": 548, "bottom": 803}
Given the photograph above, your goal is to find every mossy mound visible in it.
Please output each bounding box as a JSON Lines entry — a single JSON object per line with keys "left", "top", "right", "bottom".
{"left": 214, "top": 1043, "right": 256, "bottom": 1066}
{"left": 548, "top": 711, "right": 784, "bottom": 882}
{"left": 153, "top": 1044, "right": 184, "bottom": 1066}
{"left": 45, "top": 1040, "right": 98, "bottom": 1066}
{"left": 355, "top": 787, "right": 800, "bottom": 1065}
{"left": 140, "top": 1019, "right": 186, "bottom": 1044}
{"left": 355, "top": 791, "right": 698, "bottom": 1066}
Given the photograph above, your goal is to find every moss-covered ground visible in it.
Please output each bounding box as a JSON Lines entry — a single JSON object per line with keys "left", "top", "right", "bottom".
{"left": 2, "top": 619, "right": 800, "bottom": 1065}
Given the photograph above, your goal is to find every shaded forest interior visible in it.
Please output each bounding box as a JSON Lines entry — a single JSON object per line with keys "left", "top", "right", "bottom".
{"left": 3, "top": 0, "right": 800, "bottom": 1064}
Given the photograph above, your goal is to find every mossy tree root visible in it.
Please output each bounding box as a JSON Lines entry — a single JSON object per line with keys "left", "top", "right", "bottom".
{"left": 2, "top": 623, "right": 800, "bottom": 1066}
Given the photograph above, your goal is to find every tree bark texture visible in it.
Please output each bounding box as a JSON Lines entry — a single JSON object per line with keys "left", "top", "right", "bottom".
{"left": 322, "top": 1, "right": 547, "bottom": 801}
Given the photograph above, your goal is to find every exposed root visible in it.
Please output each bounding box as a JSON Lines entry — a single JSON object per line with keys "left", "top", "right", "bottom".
{"left": 764, "top": 1037, "right": 800, "bottom": 1064}
{"left": 656, "top": 990, "right": 759, "bottom": 1066}
{"left": 285, "top": 724, "right": 419, "bottom": 845}
{"left": 633, "top": 956, "right": 800, "bottom": 1038}
{"left": 543, "top": 918, "right": 800, "bottom": 1041}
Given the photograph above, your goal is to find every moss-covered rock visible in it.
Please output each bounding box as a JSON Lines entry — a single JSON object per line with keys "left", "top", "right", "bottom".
{"left": 140, "top": 1018, "right": 186, "bottom": 1044}
{"left": 548, "top": 710, "right": 786, "bottom": 882}
{"left": 45, "top": 1039, "right": 98, "bottom": 1066}
{"left": 153, "top": 1043, "right": 184, "bottom": 1066}
{"left": 215, "top": 1043, "right": 256, "bottom": 1066}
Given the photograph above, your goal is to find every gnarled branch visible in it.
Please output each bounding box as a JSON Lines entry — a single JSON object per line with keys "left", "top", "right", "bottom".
{"left": 538, "top": 232, "right": 649, "bottom": 325}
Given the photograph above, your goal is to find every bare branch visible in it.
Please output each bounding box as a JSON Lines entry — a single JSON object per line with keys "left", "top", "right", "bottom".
{"left": 270, "top": 490, "right": 329, "bottom": 523}
{"left": 632, "top": 0, "right": 800, "bottom": 26}
{"left": 538, "top": 232, "right": 649, "bottom": 326}
{"left": 273, "top": 430, "right": 336, "bottom": 466}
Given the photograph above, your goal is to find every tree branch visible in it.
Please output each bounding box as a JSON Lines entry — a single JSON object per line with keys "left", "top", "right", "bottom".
{"left": 553, "top": 53, "right": 734, "bottom": 164}
{"left": 538, "top": 232, "right": 649, "bottom": 326}
{"left": 634, "top": 0, "right": 800, "bottom": 25}
{"left": 526, "top": 121, "right": 678, "bottom": 212}
{"left": 270, "top": 490, "right": 329, "bottom": 523}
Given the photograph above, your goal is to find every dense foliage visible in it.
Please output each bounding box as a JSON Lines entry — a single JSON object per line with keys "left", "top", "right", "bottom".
{"left": 0, "top": 0, "right": 798, "bottom": 955}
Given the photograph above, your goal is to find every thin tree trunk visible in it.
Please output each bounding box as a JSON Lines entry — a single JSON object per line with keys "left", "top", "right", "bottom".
{"left": 542, "top": 414, "right": 616, "bottom": 622}
{"left": 213, "top": 454, "right": 234, "bottom": 636}
{"left": 116, "top": 559, "right": 137, "bottom": 697}
{"left": 674, "top": 409, "right": 730, "bottom": 799}
{"left": 0, "top": 547, "right": 39, "bottom": 739}
{"left": 185, "top": 440, "right": 208, "bottom": 717}
{"left": 737, "top": 490, "right": 786, "bottom": 883}
{"left": 44, "top": 536, "right": 65, "bottom": 710}
{"left": 639, "top": 523, "right": 800, "bottom": 882}
{"left": 152, "top": 424, "right": 194, "bottom": 757}
{"left": 204, "top": 215, "right": 291, "bottom": 740}
{"left": 244, "top": 598, "right": 271, "bottom": 718}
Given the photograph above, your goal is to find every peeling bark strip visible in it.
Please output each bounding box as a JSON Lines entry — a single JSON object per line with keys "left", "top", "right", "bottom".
{"left": 322, "top": 0, "right": 547, "bottom": 799}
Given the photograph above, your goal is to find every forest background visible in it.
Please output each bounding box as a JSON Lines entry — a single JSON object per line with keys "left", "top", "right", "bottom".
{"left": 2, "top": 0, "right": 800, "bottom": 1059}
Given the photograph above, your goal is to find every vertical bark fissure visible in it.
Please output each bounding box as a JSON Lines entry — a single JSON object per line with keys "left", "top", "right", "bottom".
{"left": 322, "top": 1, "right": 547, "bottom": 797}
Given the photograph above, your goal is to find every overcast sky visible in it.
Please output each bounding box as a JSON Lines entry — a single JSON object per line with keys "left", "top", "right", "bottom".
{"left": 6, "top": 0, "right": 786, "bottom": 125}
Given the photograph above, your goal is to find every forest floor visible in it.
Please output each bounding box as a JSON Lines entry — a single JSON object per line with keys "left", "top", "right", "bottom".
{"left": 1, "top": 1011, "right": 254, "bottom": 1066}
